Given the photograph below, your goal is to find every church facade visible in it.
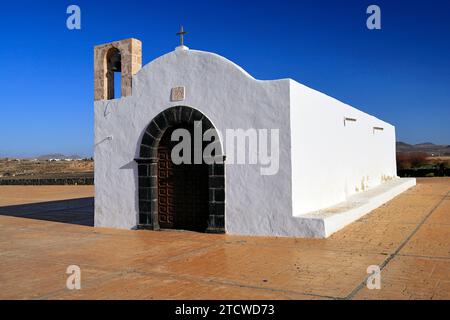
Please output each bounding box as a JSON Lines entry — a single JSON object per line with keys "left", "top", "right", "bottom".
{"left": 93, "top": 38, "right": 415, "bottom": 238}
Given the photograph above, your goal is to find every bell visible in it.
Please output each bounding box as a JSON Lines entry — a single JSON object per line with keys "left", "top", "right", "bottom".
{"left": 108, "top": 51, "right": 121, "bottom": 72}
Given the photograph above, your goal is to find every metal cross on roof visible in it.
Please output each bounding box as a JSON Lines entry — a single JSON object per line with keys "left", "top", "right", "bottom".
{"left": 176, "top": 26, "right": 187, "bottom": 46}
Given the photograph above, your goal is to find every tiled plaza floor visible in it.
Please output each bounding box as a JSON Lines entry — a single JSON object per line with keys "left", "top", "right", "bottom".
{"left": 0, "top": 179, "right": 448, "bottom": 299}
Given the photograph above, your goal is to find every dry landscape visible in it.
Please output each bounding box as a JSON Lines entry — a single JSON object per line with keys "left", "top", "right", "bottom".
{"left": 0, "top": 158, "right": 93, "bottom": 180}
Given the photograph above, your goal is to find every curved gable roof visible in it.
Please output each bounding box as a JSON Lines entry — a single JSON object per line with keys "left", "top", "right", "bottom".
{"left": 136, "top": 48, "right": 257, "bottom": 81}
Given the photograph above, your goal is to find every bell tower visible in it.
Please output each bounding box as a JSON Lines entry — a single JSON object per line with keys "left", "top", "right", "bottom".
{"left": 94, "top": 38, "right": 142, "bottom": 101}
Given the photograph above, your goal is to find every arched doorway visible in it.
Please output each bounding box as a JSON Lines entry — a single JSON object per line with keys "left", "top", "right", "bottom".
{"left": 135, "top": 106, "right": 225, "bottom": 233}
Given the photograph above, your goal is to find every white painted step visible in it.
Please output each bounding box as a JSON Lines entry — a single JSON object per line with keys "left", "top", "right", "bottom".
{"left": 295, "top": 178, "right": 416, "bottom": 238}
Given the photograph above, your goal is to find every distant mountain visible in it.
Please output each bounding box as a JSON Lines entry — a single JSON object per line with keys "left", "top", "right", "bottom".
{"left": 396, "top": 142, "right": 413, "bottom": 152}
{"left": 414, "top": 142, "right": 435, "bottom": 147}
{"left": 396, "top": 142, "right": 450, "bottom": 156}
{"left": 37, "top": 154, "right": 82, "bottom": 160}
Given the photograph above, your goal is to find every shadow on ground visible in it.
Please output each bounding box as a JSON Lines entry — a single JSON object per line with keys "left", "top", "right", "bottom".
{"left": 0, "top": 197, "right": 94, "bottom": 226}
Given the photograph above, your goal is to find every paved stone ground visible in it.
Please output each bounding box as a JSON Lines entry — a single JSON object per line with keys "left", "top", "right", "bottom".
{"left": 0, "top": 179, "right": 448, "bottom": 300}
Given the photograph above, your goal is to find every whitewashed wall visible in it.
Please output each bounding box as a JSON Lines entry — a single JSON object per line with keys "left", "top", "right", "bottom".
{"left": 94, "top": 48, "right": 294, "bottom": 234}
{"left": 94, "top": 47, "right": 397, "bottom": 237}
{"left": 289, "top": 81, "right": 397, "bottom": 216}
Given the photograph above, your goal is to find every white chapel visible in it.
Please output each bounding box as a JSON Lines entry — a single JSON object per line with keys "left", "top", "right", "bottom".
{"left": 93, "top": 36, "right": 415, "bottom": 238}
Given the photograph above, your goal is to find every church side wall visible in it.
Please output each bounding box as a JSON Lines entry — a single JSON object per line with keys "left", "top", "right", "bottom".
{"left": 289, "top": 80, "right": 397, "bottom": 216}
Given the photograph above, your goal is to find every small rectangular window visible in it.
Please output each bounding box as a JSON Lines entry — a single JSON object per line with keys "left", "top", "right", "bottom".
{"left": 344, "top": 117, "right": 357, "bottom": 126}
{"left": 373, "top": 126, "right": 384, "bottom": 134}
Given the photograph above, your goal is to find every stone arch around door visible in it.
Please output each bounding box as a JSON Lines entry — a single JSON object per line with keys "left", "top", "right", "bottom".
{"left": 135, "top": 106, "right": 225, "bottom": 233}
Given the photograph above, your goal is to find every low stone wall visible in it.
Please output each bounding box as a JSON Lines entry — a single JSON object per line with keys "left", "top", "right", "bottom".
{"left": 0, "top": 177, "right": 94, "bottom": 185}
{"left": 398, "top": 168, "right": 450, "bottom": 177}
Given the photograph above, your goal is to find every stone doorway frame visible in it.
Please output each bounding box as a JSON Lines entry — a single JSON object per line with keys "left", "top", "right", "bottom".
{"left": 135, "top": 106, "right": 225, "bottom": 233}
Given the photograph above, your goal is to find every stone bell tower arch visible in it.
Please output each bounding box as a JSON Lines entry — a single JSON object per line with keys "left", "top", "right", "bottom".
{"left": 94, "top": 38, "right": 142, "bottom": 100}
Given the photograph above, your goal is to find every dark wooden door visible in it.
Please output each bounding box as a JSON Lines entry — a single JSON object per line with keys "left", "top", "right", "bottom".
{"left": 157, "top": 146, "right": 175, "bottom": 228}
{"left": 157, "top": 127, "right": 209, "bottom": 231}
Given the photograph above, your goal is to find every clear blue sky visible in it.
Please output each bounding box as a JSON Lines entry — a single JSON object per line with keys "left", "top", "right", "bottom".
{"left": 1, "top": 0, "right": 449, "bottom": 157}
